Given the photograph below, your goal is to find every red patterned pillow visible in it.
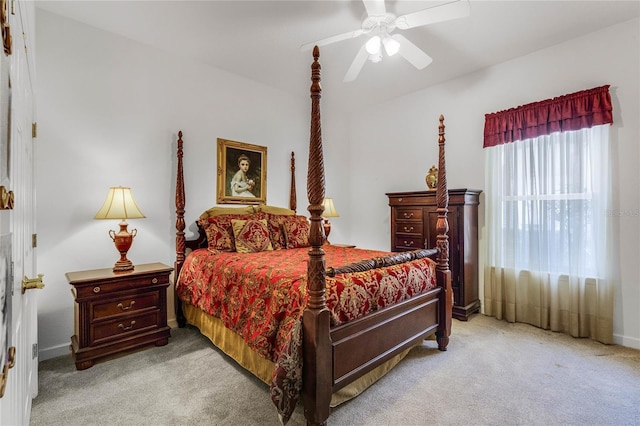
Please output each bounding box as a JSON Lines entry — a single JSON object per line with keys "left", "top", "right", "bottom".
{"left": 198, "top": 213, "right": 254, "bottom": 251}
{"left": 283, "top": 215, "right": 311, "bottom": 248}
{"left": 231, "top": 219, "right": 274, "bottom": 253}
{"left": 262, "top": 213, "right": 288, "bottom": 250}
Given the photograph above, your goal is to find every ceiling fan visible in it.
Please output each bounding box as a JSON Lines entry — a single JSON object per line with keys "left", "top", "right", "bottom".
{"left": 301, "top": 0, "right": 471, "bottom": 82}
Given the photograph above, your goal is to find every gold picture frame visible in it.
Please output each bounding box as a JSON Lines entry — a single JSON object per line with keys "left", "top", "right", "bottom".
{"left": 217, "top": 138, "right": 267, "bottom": 205}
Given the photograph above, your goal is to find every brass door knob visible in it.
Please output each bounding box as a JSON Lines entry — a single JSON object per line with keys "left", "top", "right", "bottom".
{"left": 22, "top": 274, "right": 44, "bottom": 294}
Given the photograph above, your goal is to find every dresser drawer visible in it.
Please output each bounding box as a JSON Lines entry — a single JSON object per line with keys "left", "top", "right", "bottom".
{"left": 91, "top": 291, "right": 160, "bottom": 321}
{"left": 91, "top": 310, "right": 161, "bottom": 346}
{"left": 388, "top": 195, "right": 434, "bottom": 206}
{"left": 395, "top": 222, "right": 423, "bottom": 235}
{"left": 395, "top": 208, "right": 422, "bottom": 221}
{"left": 393, "top": 235, "right": 424, "bottom": 250}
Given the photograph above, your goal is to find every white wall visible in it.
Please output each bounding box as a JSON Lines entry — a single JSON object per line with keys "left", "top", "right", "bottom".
{"left": 347, "top": 19, "right": 640, "bottom": 348}
{"left": 34, "top": 10, "right": 349, "bottom": 360}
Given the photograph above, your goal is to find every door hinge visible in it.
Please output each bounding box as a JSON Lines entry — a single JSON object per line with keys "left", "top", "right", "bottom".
{"left": 11, "top": 0, "right": 15, "bottom": 15}
{"left": 32, "top": 122, "right": 37, "bottom": 138}
{"left": 32, "top": 233, "right": 37, "bottom": 248}
{"left": 32, "top": 343, "right": 38, "bottom": 359}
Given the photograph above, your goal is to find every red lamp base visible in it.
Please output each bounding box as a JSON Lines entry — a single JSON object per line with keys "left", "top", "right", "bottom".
{"left": 323, "top": 218, "right": 332, "bottom": 245}
{"left": 109, "top": 221, "right": 137, "bottom": 272}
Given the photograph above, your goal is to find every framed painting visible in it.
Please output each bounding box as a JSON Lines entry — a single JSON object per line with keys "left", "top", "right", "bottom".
{"left": 217, "top": 138, "right": 267, "bottom": 205}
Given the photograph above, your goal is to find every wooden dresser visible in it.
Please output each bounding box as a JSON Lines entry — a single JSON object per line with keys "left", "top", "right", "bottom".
{"left": 386, "top": 189, "right": 481, "bottom": 321}
{"left": 66, "top": 262, "right": 173, "bottom": 370}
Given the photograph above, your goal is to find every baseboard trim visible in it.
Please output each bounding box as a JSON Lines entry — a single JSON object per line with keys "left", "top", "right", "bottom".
{"left": 613, "top": 333, "right": 640, "bottom": 350}
{"left": 39, "top": 342, "right": 72, "bottom": 362}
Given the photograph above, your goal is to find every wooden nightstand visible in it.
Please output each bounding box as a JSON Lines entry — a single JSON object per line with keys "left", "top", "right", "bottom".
{"left": 66, "top": 262, "right": 173, "bottom": 370}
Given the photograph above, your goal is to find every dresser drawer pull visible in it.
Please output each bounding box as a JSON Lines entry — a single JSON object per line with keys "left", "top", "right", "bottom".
{"left": 93, "top": 287, "right": 101, "bottom": 293}
{"left": 398, "top": 198, "right": 403, "bottom": 202}
{"left": 403, "top": 226, "right": 414, "bottom": 232}
{"left": 403, "top": 212, "right": 414, "bottom": 219}
{"left": 117, "top": 301, "right": 135, "bottom": 311}
{"left": 152, "top": 278, "right": 158, "bottom": 284}
{"left": 118, "top": 321, "right": 136, "bottom": 331}
{"left": 403, "top": 241, "right": 415, "bottom": 247}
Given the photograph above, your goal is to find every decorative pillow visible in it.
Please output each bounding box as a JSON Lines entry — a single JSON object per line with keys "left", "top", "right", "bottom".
{"left": 199, "top": 213, "right": 254, "bottom": 251}
{"left": 231, "top": 219, "right": 274, "bottom": 253}
{"left": 199, "top": 205, "right": 255, "bottom": 222}
{"left": 256, "top": 204, "right": 296, "bottom": 216}
{"left": 262, "top": 213, "right": 288, "bottom": 250}
{"left": 283, "top": 215, "right": 311, "bottom": 249}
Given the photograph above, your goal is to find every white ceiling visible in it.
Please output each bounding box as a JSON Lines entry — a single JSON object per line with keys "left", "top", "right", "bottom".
{"left": 35, "top": 0, "right": 640, "bottom": 111}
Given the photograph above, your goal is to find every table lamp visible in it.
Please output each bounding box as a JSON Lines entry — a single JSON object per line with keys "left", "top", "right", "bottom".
{"left": 322, "top": 197, "right": 340, "bottom": 244}
{"left": 94, "top": 186, "right": 146, "bottom": 272}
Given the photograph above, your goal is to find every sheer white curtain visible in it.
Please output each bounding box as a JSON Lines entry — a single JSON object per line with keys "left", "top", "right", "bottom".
{"left": 484, "top": 125, "right": 614, "bottom": 343}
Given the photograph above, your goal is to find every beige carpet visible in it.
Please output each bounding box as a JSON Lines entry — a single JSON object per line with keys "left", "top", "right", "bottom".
{"left": 31, "top": 314, "right": 640, "bottom": 426}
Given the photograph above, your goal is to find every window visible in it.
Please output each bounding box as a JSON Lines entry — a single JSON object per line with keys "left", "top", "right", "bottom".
{"left": 483, "top": 85, "right": 614, "bottom": 343}
{"left": 486, "top": 125, "right": 608, "bottom": 278}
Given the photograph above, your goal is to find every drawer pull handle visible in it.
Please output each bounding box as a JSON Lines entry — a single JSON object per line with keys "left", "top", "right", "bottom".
{"left": 117, "top": 301, "right": 135, "bottom": 311}
{"left": 152, "top": 278, "right": 158, "bottom": 284}
{"left": 403, "top": 212, "right": 414, "bottom": 219}
{"left": 403, "top": 241, "right": 415, "bottom": 247}
{"left": 398, "top": 198, "right": 403, "bottom": 202}
{"left": 118, "top": 321, "right": 136, "bottom": 331}
{"left": 403, "top": 226, "right": 414, "bottom": 232}
{"left": 93, "top": 287, "right": 101, "bottom": 293}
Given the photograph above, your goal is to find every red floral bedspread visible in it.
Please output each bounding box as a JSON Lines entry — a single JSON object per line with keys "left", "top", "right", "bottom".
{"left": 176, "top": 245, "right": 437, "bottom": 423}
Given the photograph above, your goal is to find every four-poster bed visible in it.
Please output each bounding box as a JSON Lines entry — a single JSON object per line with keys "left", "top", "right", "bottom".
{"left": 173, "top": 47, "right": 452, "bottom": 425}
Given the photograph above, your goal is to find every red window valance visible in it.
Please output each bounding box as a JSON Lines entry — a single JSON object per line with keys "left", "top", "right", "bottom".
{"left": 483, "top": 85, "right": 613, "bottom": 148}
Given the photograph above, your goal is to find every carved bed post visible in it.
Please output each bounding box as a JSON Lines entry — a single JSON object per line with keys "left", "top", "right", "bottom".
{"left": 175, "top": 131, "right": 187, "bottom": 327}
{"left": 290, "top": 152, "right": 297, "bottom": 213}
{"left": 435, "top": 115, "right": 452, "bottom": 350}
{"left": 302, "top": 46, "right": 332, "bottom": 426}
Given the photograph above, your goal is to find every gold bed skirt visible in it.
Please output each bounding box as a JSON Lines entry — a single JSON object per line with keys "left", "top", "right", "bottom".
{"left": 182, "top": 302, "right": 413, "bottom": 407}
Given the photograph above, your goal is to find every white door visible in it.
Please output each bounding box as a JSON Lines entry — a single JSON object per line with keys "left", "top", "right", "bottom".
{"left": 0, "top": 1, "right": 38, "bottom": 425}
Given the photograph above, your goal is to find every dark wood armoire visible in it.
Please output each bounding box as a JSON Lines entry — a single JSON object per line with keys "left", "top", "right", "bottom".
{"left": 386, "top": 189, "right": 481, "bottom": 321}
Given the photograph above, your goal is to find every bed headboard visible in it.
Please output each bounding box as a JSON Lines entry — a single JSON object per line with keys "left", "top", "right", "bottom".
{"left": 173, "top": 140, "right": 299, "bottom": 256}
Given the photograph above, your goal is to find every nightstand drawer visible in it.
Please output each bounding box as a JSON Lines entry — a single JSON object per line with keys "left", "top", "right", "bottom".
{"left": 91, "top": 291, "right": 160, "bottom": 321}
{"left": 74, "top": 274, "right": 169, "bottom": 300}
{"left": 91, "top": 310, "right": 161, "bottom": 346}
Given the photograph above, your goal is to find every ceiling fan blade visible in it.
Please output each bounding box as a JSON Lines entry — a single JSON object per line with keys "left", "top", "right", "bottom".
{"left": 395, "top": 0, "right": 470, "bottom": 30}
{"left": 300, "top": 29, "right": 364, "bottom": 51}
{"left": 363, "top": 0, "right": 386, "bottom": 17}
{"left": 343, "top": 44, "right": 369, "bottom": 82}
{"left": 392, "top": 34, "right": 432, "bottom": 70}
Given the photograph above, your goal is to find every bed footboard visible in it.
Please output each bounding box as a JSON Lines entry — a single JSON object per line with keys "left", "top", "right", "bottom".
{"left": 325, "top": 250, "right": 446, "bottom": 393}
{"left": 326, "top": 248, "right": 438, "bottom": 276}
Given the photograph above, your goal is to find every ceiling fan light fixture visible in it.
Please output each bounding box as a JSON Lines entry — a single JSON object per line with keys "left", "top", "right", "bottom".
{"left": 382, "top": 36, "right": 400, "bottom": 56}
{"left": 369, "top": 51, "right": 383, "bottom": 63}
{"left": 365, "top": 35, "right": 381, "bottom": 55}
{"left": 311, "top": 0, "right": 471, "bottom": 83}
